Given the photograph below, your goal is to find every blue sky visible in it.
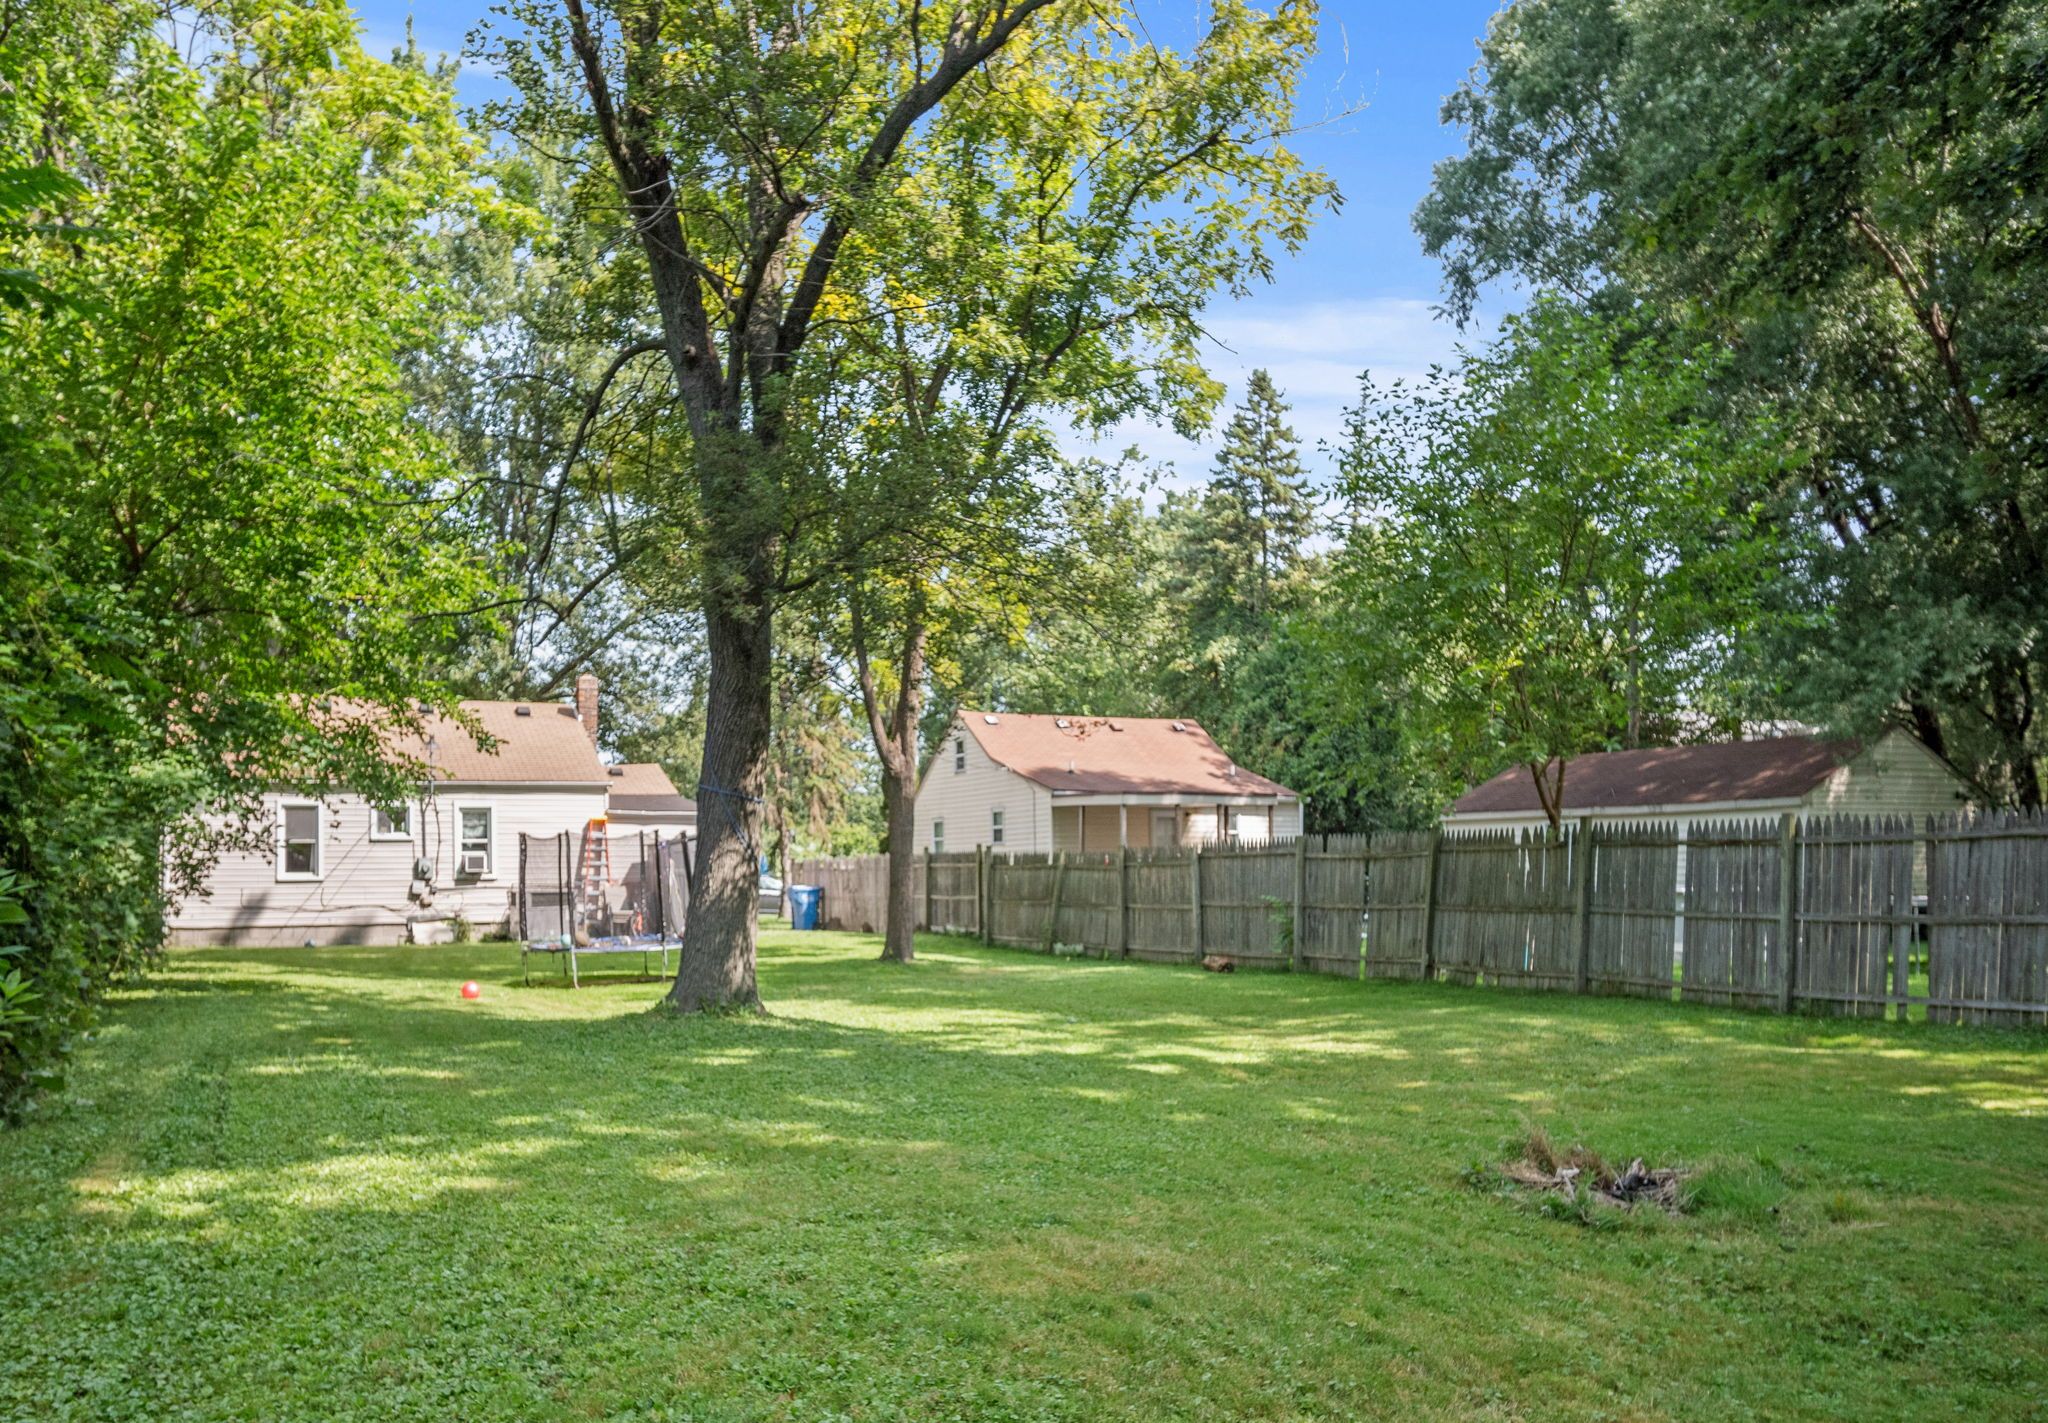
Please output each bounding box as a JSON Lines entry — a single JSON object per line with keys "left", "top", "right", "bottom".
{"left": 354, "top": 0, "right": 1510, "bottom": 485}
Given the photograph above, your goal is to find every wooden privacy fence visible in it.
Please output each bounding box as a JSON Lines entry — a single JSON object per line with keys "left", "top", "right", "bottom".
{"left": 794, "top": 812, "right": 2048, "bottom": 1027}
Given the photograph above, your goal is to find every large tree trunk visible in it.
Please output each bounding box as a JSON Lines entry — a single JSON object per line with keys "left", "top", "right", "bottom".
{"left": 880, "top": 761, "right": 919, "bottom": 961}
{"left": 668, "top": 595, "right": 772, "bottom": 1012}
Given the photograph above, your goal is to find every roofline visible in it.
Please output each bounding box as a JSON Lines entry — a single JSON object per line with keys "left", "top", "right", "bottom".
{"left": 1051, "top": 791, "right": 1299, "bottom": 805}
{"left": 954, "top": 708, "right": 1297, "bottom": 798}
{"left": 427, "top": 779, "right": 612, "bottom": 791}
{"left": 1443, "top": 796, "right": 1806, "bottom": 822}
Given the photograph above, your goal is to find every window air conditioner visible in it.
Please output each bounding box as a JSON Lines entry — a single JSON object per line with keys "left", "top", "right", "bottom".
{"left": 461, "top": 850, "right": 489, "bottom": 876}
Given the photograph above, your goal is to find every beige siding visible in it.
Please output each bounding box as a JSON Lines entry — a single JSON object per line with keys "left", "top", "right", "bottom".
{"left": 169, "top": 786, "right": 606, "bottom": 945}
{"left": 1081, "top": 805, "right": 1125, "bottom": 851}
{"left": 607, "top": 814, "right": 694, "bottom": 843}
{"left": 1126, "top": 809, "right": 1155, "bottom": 849}
{"left": 1183, "top": 806, "right": 1222, "bottom": 846}
{"left": 1051, "top": 804, "right": 1082, "bottom": 852}
{"left": 913, "top": 718, "right": 1048, "bottom": 852}
{"left": 1803, "top": 729, "right": 1973, "bottom": 821}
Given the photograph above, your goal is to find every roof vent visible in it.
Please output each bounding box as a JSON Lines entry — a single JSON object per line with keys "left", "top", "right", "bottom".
{"left": 1227, "top": 764, "right": 1238, "bottom": 778}
{"left": 1171, "top": 721, "right": 1186, "bottom": 732}
{"left": 1055, "top": 717, "right": 1071, "bottom": 729}
{"left": 983, "top": 714, "right": 999, "bottom": 725}
{"left": 514, "top": 706, "right": 532, "bottom": 717}
{"left": 608, "top": 766, "right": 625, "bottom": 776}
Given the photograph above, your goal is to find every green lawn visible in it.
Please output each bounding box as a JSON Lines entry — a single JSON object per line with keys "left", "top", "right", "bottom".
{"left": 5, "top": 931, "right": 2047, "bottom": 1421}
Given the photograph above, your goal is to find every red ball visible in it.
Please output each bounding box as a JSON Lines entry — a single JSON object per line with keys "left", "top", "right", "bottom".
{"left": 459, "top": 980, "right": 481, "bottom": 1000}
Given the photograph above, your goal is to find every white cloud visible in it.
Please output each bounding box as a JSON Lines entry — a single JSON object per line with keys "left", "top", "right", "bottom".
{"left": 1061, "top": 296, "right": 1489, "bottom": 494}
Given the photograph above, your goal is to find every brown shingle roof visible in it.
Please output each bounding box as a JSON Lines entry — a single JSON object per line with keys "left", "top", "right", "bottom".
{"left": 1448, "top": 737, "right": 1860, "bottom": 816}
{"left": 958, "top": 712, "right": 1296, "bottom": 798}
{"left": 604, "top": 762, "right": 696, "bottom": 815}
{"left": 407, "top": 701, "right": 608, "bottom": 784}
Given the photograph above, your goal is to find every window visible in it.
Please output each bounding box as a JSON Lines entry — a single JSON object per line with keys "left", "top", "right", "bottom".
{"left": 953, "top": 737, "right": 966, "bottom": 773}
{"left": 371, "top": 804, "right": 412, "bottom": 841}
{"left": 932, "top": 820, "right": 945, "bottom": 853}
{"left": 458, "top": 806, "right": 494, "bottom": 878}
{"left": 277, "top": 801, "right": 323, "bottom": 881}
{"left": 1151, "top": 809, "right": 1178, "bottom": 849}
{"left": 990, "top": 809, "right": 1005, "bottom": 846}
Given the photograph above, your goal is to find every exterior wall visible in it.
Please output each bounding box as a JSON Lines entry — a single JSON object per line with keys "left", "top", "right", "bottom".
{"left": 1051, "top": 804, "right": 1082, "bottom": 853}
{"left": 168, "top": 785, "right": 607, "bottom": 946}
{"left": 912, "top": 718, "right": 1049, "bottom": 853}
{"left": 1273, "top": 800, "right": 1304, "bottom": 839}
{"left": 1081, "top": 805, "right": 1125, "bottom": 851}
{"left": 607, "top": 816, "right": 695, "bottom": 853}
{"left": 1803, "top": 730, "right": 1973, "bottom": 821}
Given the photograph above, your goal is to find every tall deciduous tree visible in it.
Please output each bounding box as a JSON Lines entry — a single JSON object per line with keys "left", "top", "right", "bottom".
{"left": 0, "top": 2, "right": 494, "bottom": 1113}
{"left": 1416, "top": 0, "right": 2048, "bottom": 803}
{"left": 1334, "top": 301, "right": 1776, "bottom": 829}
{"left": 490, "top": 0, "right": 1332, "bottom": 1005}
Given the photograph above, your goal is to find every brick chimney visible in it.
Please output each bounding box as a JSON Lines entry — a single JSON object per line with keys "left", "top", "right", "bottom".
{"left": 574, "top": 673, "right": 600, "bottom": 745}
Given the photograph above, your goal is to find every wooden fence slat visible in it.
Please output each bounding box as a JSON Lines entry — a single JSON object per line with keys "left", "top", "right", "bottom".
{"left": 800, "top": 808, "right": 2048, "bottom": 1026}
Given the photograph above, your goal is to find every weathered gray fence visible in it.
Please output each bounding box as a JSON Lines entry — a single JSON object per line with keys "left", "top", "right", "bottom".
{"left": 791, "top": 814, "right": 2048, "bottom": 1027}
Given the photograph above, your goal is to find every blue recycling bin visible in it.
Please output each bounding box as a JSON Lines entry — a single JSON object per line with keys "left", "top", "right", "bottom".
{"left": 788, "top": 884, "right": 821, "bottom": 931}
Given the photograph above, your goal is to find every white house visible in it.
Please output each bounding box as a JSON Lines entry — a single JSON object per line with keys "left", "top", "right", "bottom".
{"left": 913, "top": 711, "right": 1302, "bottom": 855}
{"left": 1441, "top": 730, "right": 1972, "bottom": 836}
{"left": 168, "top": 677, "right": 691, "bottom": 946}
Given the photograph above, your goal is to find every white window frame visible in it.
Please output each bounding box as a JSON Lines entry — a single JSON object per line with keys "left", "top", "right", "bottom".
{"left": 276, "top": 799, "right": 325, "bottom": 882}
{"left": 457, "top": 804, "right": 496, "bottom": 880}
{"left": 370, "top": 803, "right": 413, "bottom": 842}
{"left": 953, "top": 736, "right": 966, "bottom": 773}
{"left": 932, "top": 819, "right": 945, "bottom": 853}
{"left": 990, "top": 808, "right": 1005, "bottom": 846}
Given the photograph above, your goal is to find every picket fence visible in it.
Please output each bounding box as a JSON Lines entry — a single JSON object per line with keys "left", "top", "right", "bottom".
{"left": 797, "top": 811, "right": 2048, "bottom": 1028}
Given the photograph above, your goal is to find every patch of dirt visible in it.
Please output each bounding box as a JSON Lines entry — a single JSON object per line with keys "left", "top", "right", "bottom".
{"left": 1494, "top": 1126, "right": 1692, "bottom": 1214}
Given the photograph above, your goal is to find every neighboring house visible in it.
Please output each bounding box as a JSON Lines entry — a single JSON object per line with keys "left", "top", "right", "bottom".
{"left": 169, "top": 677, "right": 689, "bottom": 946}
{"left": 1441, "top": 730, "right": 1972, "bottom": 837}
{"left": 913, "top": 711, "right": 1302, "bottom": 854}
{"left": 604, "top": 761, "right": 698, "bottom": 849}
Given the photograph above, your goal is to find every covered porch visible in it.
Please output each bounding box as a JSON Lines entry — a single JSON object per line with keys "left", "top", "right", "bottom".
{"left": 1048, "top": 793, "right": 1287, "bottom": 853}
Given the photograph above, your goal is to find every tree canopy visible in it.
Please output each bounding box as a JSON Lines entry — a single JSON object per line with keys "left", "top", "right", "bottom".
{"left": 1417, "top": 0, "right": 2048, "bottom": 803}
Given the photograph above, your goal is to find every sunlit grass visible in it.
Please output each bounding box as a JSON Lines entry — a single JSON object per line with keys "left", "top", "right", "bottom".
{"left": 4, "top": 929, "right": 2046, "bottom": 1420}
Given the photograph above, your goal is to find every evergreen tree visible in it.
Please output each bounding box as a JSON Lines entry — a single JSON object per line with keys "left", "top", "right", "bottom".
{"left": 1202, "top": 369, "right": 1316, "bottom": 620}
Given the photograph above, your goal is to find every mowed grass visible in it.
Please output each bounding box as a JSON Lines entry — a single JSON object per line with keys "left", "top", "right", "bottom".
{"left": 5, "top": 932, "right": 2048, "bottom": 1422}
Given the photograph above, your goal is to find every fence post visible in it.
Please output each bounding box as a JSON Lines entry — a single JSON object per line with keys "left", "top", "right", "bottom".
{"left": 1115, "top": 844, "right": 1129, "bottom": 958}
{"left": 1420, "top": 828, "right": 1443, "bottom": 980}
{"left": 976, "top": 845, "right": 988, "bottom": 942}
{"left": 1572, "top": 823, "right": 1595, "bottom": 996}
{"left": 1892, "top": 821, "right": 1913, "bottom": 1023}
{"left": 1291, "top": 833, "right": 1308, "bottom": 972}
{"left": 922, "top": 847, "right": 934, "bottom": 932}
{"left": 1190, "top": 845, "right": 1205, "bottom": 962}
{"left": 1044, "top": 851, "right": 1068, "bottom": 952}
{"left": 1777, "top": 813, "right": 1800, "bottom": 1014}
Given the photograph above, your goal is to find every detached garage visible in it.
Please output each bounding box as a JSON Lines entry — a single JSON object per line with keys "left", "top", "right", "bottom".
{"left": 1442, "top": 730, "right": 1972, "bottom": 837}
